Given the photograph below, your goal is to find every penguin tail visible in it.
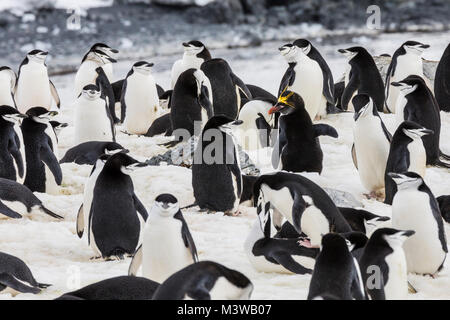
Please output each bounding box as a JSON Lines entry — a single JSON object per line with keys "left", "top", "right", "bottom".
{"left": 434, "top": 160, "right": 450, "bottom": 169}
{"left": 439, "top": 150, "right": 450, "bottom": 161}
{"left": 37, "top": 283, "right": 52, "bottom": 289}
{"left": 181, "top": 202, "right": 198, "bottom": 210}
{"left": 40, "top": 205, "right": 63, "bottom": 219}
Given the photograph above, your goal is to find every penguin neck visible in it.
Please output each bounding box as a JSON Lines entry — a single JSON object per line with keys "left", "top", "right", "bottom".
{"left": 183, "top": 53, "right": 203, "bottom": 68}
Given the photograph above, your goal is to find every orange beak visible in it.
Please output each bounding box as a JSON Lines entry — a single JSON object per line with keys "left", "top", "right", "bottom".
{"left": 268, "top": 104, "right": 282, "bottom": 115}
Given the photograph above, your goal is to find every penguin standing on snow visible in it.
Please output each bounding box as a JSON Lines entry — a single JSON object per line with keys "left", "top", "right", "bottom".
{"left": 359, "top": 228, "right": 415, "bottom": 300}
{"left": 0, "top": 178, "right": 62, "bottom": 219}
{"left": 384, "top": 121, "right": 431, "bottom": 205}
{"left": 391, "top": 75, "right": 450, "bottom": 168}
{"left": 21, "top": 109, "right": 62, "bottom": 193}
{"left": 121, "top": 61, "right": 159, "bottom": 134}
{"left": 0, "top": 251, "right": 50, "bottom": 295}
{"left": 83, "top": 153, "right": 148, "bottom": 259}
{"left": 128, "top": 194, "right": 198, "bottom": 283}
{"left": 244, "top": 198, "right": 319, "bottom": 274}
{"left": 201, "top": 58, "right": 251, "bottom": 119}
{"left": 385, "top": 41, "right": 430, "bottom": 113}
{"left": 253, "top": 172, "right": 352, "bottom": 248}
{"left": 338, "top": 47, "right": 385, "bottom": 112}
{"left": 307, "top": 233, "right": 365, "bottom": 300}
{"left": 269, "top": 90, "right": 338, "bottom": 173}
{"left": 0, "top": 66, "right": 16, "bottom": 107}
{"left": 0, "top": 106, "right": 26, "bottom": 182}
{"left": 192, "top": 116, "right": 242, "bottom": 215}
{"left": 389, "top": 172, "right": 447, "bottom": 275}
{"left": 278, "top": 43, "right": 323, "bottom": 120}
{"left": 153, "top": 261, "right": 253, "bottom": 300}
{"left": 74, "top": 84, "right": 115, "bottom": 145}
{"left": 435, "top": 43, "right": 450, "bottom": 112}
{"left": 292, "top": 39, "right": 336, "bottom": 117}
{"left": 14, "top": 50, "right": 60, "bottom": 113}
{"left": 351, "top": 94, "right": 391, "bottom": 197}
{"left": 171, "top": 40, "right": 211, "bottom": 89}
{"left": 60, "top": 141, "right": 126, "bottom": 165}
{"left": 170, "top": 69, "right": 213, "bottom": 143}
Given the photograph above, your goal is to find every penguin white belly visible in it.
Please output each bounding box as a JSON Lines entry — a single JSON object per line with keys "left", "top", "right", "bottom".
{"left": 74, "top": 100, "right": 112, "bottom": 145}
{"left": 300, "top": 205, "right": 329, "bottom": 247}
{"left": 261, "top": 186, "right": 294, "bottom": 225}
{"left": 142, "top": 218, "right": 192, "bottom": 283}
{"left": 237, "top": 100, "right": 272, "bottom": 151}
{"left": 74, "top": 61, "right": 100, "bottom": 97}
{"left": 15, "top": 65, "right": 51, "bottom": 113}
{"left": 0, "top": 77, "right": 14, "bottom": 106}
{"left": 392, "top": 190, "right": 446, "bottom": 274}
{"left": 317, "top": 94, "right": 328, "bottom": 118}
{"left": 407, "top": 139, "right": 427, "bottom": 178}
{"left": 208, "top": 277, "right": 251, "bottom": 300}
{"left": 291, "top": 61, "right": 323, "bottom": 120}
{"left": 123, "top": 77, "right": 159, "bottom": 135}
{"left": 83, "top": 164, "right": 104, "bottom": 240}
{"left": 383, "top": 248, "right": 408, "bottom": 300}
{"left": 353, "top": 118, "right": 390, "bottom": 192}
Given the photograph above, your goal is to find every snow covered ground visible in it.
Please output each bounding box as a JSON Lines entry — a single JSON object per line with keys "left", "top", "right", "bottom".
{"left": 0, "top": 31, "right": 449, "bottom": 300}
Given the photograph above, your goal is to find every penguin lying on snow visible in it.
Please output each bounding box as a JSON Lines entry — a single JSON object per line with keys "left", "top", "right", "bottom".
{"left": 385, "top": 41, "right": 430, "bottom": 113}
{"left": 307, "top": 233, "right": 365, "bottom": 300}
{"left": 384, "top": 121, "right": 431, "bottom": 205}
{"left": 192, "top": 116, "right": 242, "bottom": 215}
{"left": 171, "top": 40, "right": 211, "bottom": 89}
{"left": 391, "top": 75, "right": 450, "bottom": 168}
{"left": 152, "top": 261, "right": 253, "bottom": 300}
{"left": 15, "top": 50, "right": 60, "bottom": 113}
{"left": 0, "top": 106, "right": 26, "bottom": 182}
{"left": 21, "top": 108, "right": 62, "bottom": 193}
{"left": 338, "top": 46, "right": 385, "bottom": 112}
{"left": 435, "top": 43, "right": 450, "bottom": 112}
{"left": 0, "top": 251, "right": 50, "bottom": 295}
{"left": 351, "top": 94, "right": 391, "bottom": 197}
{"left": 0, "top": 66, "right": 16, "bottom": 107}
{"left": 60, "top": 141, "right": 127, "bottom": 165}
{"left": 390, "top": 172, "right": 447, "bottom": 275}
{"left": 244, "top": 198, "right": 318, "bottom": 274}
{"left": 253, "top": 172, "right": 352, "bottom": 248}
{"left": 145, "top": 113, "right": 172, "bottom": 138}
{"left": 79, "top": 152, "right": 149, "bottom": 259}
{"left": 0, "top": 178, "right": 62, "bottom": 219}
{"left": 128, "top": 194, "right": 198, "bottom": 283}
{"left": 359, "top": 228, "right": 415, "bottom": 300}
{"left": 56, "top": 276, "right": 158, "bottom": 300}
{"left": 269, "top": 90, "right": 338, "bottom": 173}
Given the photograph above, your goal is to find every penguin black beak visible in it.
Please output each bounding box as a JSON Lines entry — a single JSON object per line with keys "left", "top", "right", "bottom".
{"left": 401, "top": 230, "right": 416, "bottom": 237}
{"left": 146, "top": 63, "right": 154, "bottom": 68}
{"left": 420, "top": 44, "right": 430, "bottom": 49}
{"left": 391, "top": 81, "right": 403, "bottom": 87}
{"left": 419, "top": 128, "right": 434, "bottom": 136}
{"left": 232, "top": 120, "right": 243, "bottom": 126}
{"left": 182, "top": 42, "right": 190, "bottom": 47}
{"left": 110, "top": 48, "right": 119, "bottom": 54}
{"left": 108, "top": 57, "right": 117, "bottom": 63}
{"left": 337, "top": 49, "right": 347, "bottom": 54}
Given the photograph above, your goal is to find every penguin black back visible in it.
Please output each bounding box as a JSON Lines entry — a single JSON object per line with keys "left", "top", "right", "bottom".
{"left": 435, "top": 44, "right": 450, "bottom": 112}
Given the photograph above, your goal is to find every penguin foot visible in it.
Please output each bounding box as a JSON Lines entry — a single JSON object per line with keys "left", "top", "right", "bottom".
{"left": 224, "top": 210, "right": 241, "bottom": 217}
{"left": 89, "top": 256, "right": 102, "bottom": 261}
{"left": 298, "top": 238, "right": 313, "bottom": 248}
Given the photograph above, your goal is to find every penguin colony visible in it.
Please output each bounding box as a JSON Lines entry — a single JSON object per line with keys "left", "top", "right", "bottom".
{"left": 0, "top": 38, "right": 449, "bottom": 301}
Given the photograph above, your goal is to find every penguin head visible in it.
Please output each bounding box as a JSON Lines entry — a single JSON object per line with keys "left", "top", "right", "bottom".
{"left": 50, "top": 120, "right": 68, "bottom": 136}
{"left": 352, "top": 94, "right": 374, "bottom": 121}
{"left": 182, "top": 40, "right": 206, "bottom": 55}
{"left": 278, "top": 43, "right": 298, "bottom": 62}
{"left": 400, "top": 121, "right": 434, "bottom": 140}
{"left": 402, "top": 41, "right": 429, "bottom": 55}
{"left": 320, "top": 233, "right": 349, "bottom": 253}
{"left": 337, "top": 47, "right": 362, "bottom": 60}
{"left": 132, "top": 61, "right": 154, "bottom": 75}
{"left": 365, "top": 215, "right": 391, "bottom": 236}
{"left": 91, "top": 43, "right": 119, "bottom": 57}
{"left": 269, "top": 89, "right": 304, "bottom": 115}
{"left": 203, "top": 115, "right": 242, "bottom": 135}
{"left": 388, "top": 172, "right": 423, "bottom": 191}
{"left": 81, "top": 84, "right": 101, "bottom": 101}
{"left": 0, "top": 105, "right": 26, "bottom": 124}
{"left": 371, "top": 227, "right": 415, "bottom": 249}
{"left": 26, "top": 107, "right": 57, "bottom": 124}
{"left": 87, "top": 50, "right": 117, "bottom": 64}
{"left": 293, "top": 39, "right": 312, "bottom": 56}
{"left": 153, "top": 193, "right": 179, "bottom": 217}
{"left": 391, "top": 75, "right": 422, "bottom": 96}
{"left": 104, "top": 152, "right": 148, "bottom": 175}
{"left": 27, "top": 49, "right": 48, "bottom": 64}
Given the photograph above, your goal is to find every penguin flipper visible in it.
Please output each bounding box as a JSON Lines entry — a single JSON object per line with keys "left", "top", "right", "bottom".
{"left": 40, "top": 143, "right": 62, "bottom": 185}
{"left": 0, "top": 200, "right": 22, "bottom": 219}
{"left": 322, "top": 72, "right": 335, "bottom": 106}
{"left": 271, "top": 252, "right": 312, "bottom": 274}
{"left": 271, "top": 124, "right": 287, "bottom": 169}
{"left": 40, "top": 205, "right": 63, "bottom": 219}
{"left": 8, "top": 133, "right": 24, "bottom": 178}
{"left": 291, "top": 193, "right": 307, "bottom": 234}
{"left": 120, "top": 78, "right": 127, "bottom": 123}
{"left": 352, "top": 143, "right": 358, "bottom": 169}
{"left": 133, "top": 193, "right": 148, "bottom": 221}
{"left": 0, "top": 273, "right": 40, "bottom": 294}
{"left": 76, "top": 204, "right": 84, "bottom": 238}
{"left": 128, "top": 244, "right": 142, "bottom": 276}
{"left": 174, "top": 211, "right": 198, "bottom": 262}
{"left": 255, "top": 113, "right": 272, "bottom": 148}
{"left": 231, "top": 72, "right": 252, "bottom": 100}
{"left": 227, "top": 148, "right": 242, "bottom": 198}
{"left": 49, "top": 80, "right": 60, "bottom": 108}
{"left": 341, "top": 73, "right": 359, "bottom": 110}
{"left": 313, "top": 124, "right": 338, "bottom": 138}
